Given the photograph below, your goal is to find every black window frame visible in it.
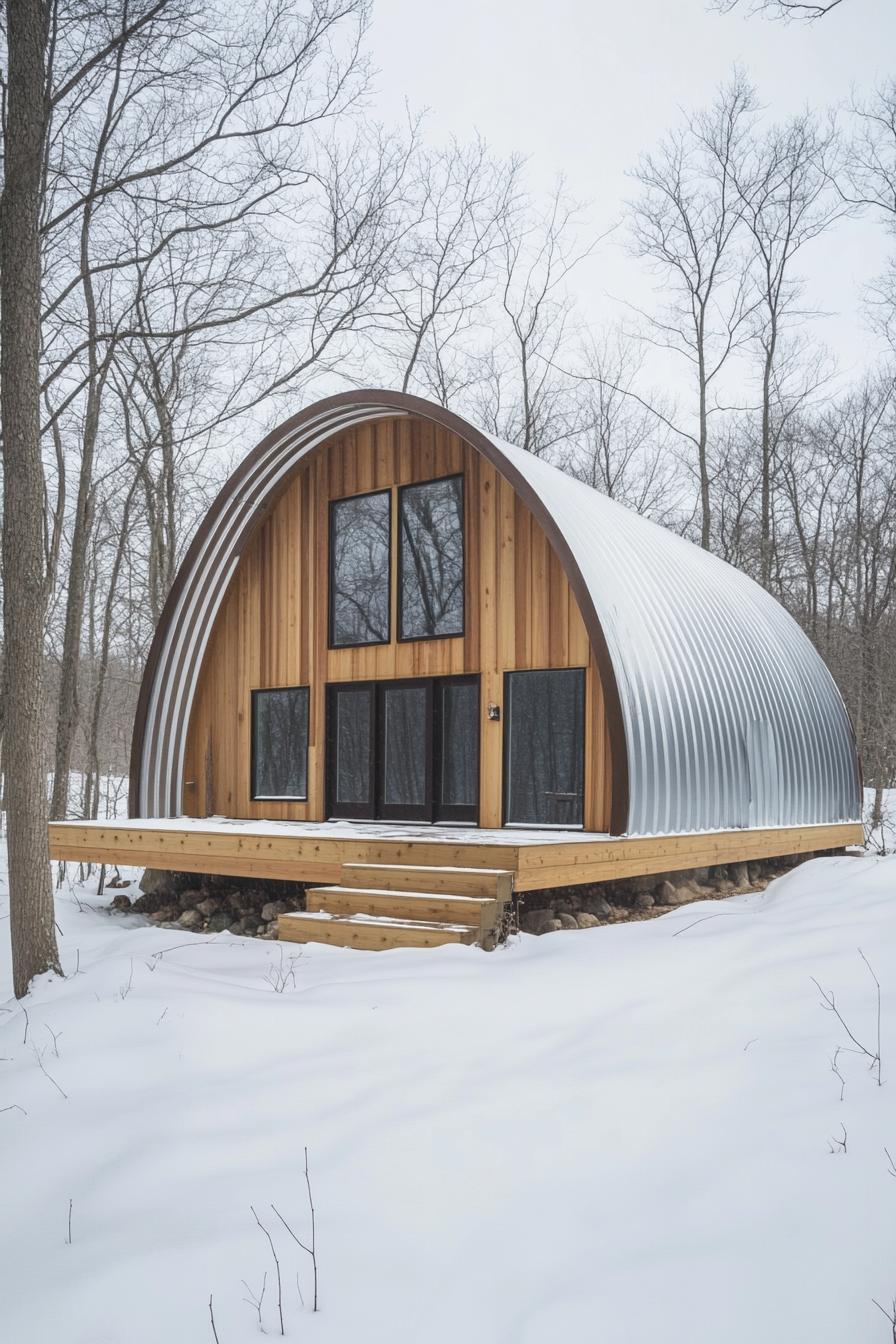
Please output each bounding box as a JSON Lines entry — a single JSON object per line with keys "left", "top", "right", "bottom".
{"left": 502, "top": 667, "right": 587, "bottom": 829}
{"left": 324, "top": 674, "right": 480, "bottom": 825}
{"left": 433, "top": 674, "right": 479, "bottom": 824}
{"left": 325, "top": 681, "right": 376, "bottom": 820}
{"left": 250, "top": 685, "right": 311, "bottom": 803}
{"left": 375, "top": 677, "right": 434, "bottom": 822}
{"left": 328, "top": 486, "right": 392, "bottom": 651}
{"left": 397, "top": 473, "right": 466, "bottom": 644}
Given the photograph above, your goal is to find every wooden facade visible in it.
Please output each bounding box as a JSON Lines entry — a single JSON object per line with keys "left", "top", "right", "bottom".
{"left": 182, "top": 414, "right": 614, "bottom": 830}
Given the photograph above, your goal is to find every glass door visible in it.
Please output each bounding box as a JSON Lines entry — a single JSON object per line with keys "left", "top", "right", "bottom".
{"left": 326, "top": 682, "right": 375, "bottom": 820}
{"left": 377, "top": 680, "right": 432, "bottom": 822}
{"left": 327, "top": 675, "right": 479, "bottom": 824}
{"left": 434, "top": 676, "right": 479, "bottom": 824}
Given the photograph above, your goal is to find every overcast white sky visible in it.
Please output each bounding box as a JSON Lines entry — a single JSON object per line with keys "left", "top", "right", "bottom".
{"left": 366, "top": 0, "right": 896, "bottom": 394}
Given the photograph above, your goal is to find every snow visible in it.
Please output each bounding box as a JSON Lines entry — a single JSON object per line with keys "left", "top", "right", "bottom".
{"left": 2, "top": 831, "right": 896, "bottom": 1340}
{"left": 51, "top": 813, "right": 607, "bottom": 844}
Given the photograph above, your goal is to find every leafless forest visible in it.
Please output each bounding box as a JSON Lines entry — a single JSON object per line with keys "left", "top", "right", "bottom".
{"left": 1, "top": 0, "right": 893, "bottom": 991}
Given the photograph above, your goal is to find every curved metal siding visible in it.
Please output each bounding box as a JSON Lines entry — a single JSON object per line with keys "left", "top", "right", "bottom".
{"left": 494, "top": 441, "right": 861, "bottom": 834}
{"left": 134, "top": 393, "right": 861, "bottom": 833}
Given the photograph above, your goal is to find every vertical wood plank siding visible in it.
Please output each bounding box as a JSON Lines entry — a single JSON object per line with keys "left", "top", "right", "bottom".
{"left": 182, "top": 416, "right": 612, "bottom": 828}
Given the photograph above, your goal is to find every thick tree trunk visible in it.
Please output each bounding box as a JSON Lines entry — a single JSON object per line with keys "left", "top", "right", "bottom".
{"left": 48, "top": 427, "right": 97, "bottom": 820}
{"left": 1, "top": 0, "right": 62, "bottom": 996}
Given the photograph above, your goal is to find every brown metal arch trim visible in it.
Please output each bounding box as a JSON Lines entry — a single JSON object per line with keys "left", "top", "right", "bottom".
{"left": 129, "top": 389, "right": 631, "bottom": 833}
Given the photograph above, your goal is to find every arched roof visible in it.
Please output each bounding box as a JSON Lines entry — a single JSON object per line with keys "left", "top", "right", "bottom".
{"left": 131, "top": 390, "right": 861, "bottom": 834}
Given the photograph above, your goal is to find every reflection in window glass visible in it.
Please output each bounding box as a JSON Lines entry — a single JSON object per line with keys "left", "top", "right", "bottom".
{"left": 505, "top": 669, "right": 584, "bottom": 826}
{"left": 399, "top": 476, "right": 464, "bottom": 639}
{"left": 330, "top": 490, "right": 390, "bottom": 647}
{"left": 252, "top": 687, "right": 309, "bottom": 799}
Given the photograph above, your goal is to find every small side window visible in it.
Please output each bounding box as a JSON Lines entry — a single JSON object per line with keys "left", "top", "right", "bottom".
{"left": 251, "top": 686, "right": 310, "bottom": 800}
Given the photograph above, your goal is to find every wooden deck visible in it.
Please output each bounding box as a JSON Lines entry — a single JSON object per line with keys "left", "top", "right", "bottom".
{"left": 48, "top": 817, "right": 863, "bottom": 892}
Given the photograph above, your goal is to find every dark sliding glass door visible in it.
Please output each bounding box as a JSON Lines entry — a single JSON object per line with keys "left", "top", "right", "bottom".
{"left": 378, "top": 681, "right": 431, "bottom": 821}
{"left": 327, "top": 675, "right": 479, "bottom": 824}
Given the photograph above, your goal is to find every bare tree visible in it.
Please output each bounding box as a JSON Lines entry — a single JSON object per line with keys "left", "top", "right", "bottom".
{"left": 626, "top": 73, "right": 759, "bottom": 548}
{"left": 380, "top": 135, "right": 522, "bottom": 400}
{"left": 728, "top": 107, "right": 844, "bottom": 586}
{"left": 562, "top": 332, "right": 682, "bottom": 523}
{"left": 35, "top": 0, "right": 406, "bottom": 822}
{"left": 840, "top": 81, "right": 896, "bottom": 352}
{"left": 467, "top": 185, "right": 592, "bottom": 457}
{"left": 1, "top": 0, "right": 63, "bottom": 994}
{"left": 711, "top": 0, "right": 847, "bottom": 18}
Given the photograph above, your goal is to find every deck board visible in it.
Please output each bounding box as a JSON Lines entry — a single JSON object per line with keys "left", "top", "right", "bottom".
{"left": 49, "top": 818, "right": 863, "bottom": 891}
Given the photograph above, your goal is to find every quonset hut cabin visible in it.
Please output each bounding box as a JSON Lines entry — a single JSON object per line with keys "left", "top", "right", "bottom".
{"left": 50, "top": 390, "right": 864, "bottom": 949}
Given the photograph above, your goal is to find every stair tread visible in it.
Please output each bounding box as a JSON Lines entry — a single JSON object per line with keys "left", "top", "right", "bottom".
{"left": 308, "top": 884, "right": 494, "bottom": 904}
{"left": 341, "top": 863, "right": 512, "bottom": 876}
{"left": 281, "top": 910, "right": 475, "bottom": 933}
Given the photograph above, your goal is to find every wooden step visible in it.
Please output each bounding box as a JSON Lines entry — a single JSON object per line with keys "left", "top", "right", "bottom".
{"left": 339, "top": 863, "right": 513, "bottom": 901}
{"left": 277, "top": 911, "right": 477, "bottom": 951}
{"left": 306, "top": 885, "right": 498, "bottom": 929}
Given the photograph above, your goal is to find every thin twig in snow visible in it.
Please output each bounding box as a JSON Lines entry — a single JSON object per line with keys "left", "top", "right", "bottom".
{"left": 119, "top": 959, "right": 135, "bottom": 999}
{"left": 251, "top": 1206, "right": 284, "bottom": 1336}
{"left": 828, "top": 1123, "right": 848, "bottom": 1154}
{"left": 0, "top": 1104, "right": 27, "bottom": 1116}
{"left": 241, "top": 1272, "right": 267, "bottom": 1331}
{"left": 271, "top": 1146, "right": 318, "bottom": 1312}
{"left": 22, "top": 1008, "right": 29, "bottom": 1045}
{"left": 46, "top": 1024, "right": 62, "bottom": 1058}
{"left": 858, "top": 948, "right": 883, "bottom": 1085}
{"left": 32, "top": 1046, "right": 68, "bottom": 1100}
{"left": 65, "top": 1199, "right": 73, "bottom": 1245}
{"left": 811, "top": 954, "right": 882, "bottom": 1086}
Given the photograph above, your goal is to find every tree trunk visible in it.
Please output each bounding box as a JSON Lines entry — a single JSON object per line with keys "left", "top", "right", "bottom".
{"left": 697, "top": 338, "right": 711, "bottom": 550}
{"left": 759, "top": 326, "right": 777, "bottom": 589}
{"left": 1, "top": 0, "right": 62, "bottom": 996}
{"left": 871, "top": 786, "right": 884, "bottom": 832}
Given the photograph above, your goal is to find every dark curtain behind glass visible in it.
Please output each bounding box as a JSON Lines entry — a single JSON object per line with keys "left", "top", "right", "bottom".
{"left": 440, "top": 681, "right": 477, "bottom": 807}
{"left": 334, "top": 687, "right": 373, "bottom": 808}
{"left": 505, "top": 670, "right": 585, "bottom": 825}
{"left": 399, "top": 477, "right": 464, "bottom": 638}
{"left": 331, "top": 491, "right": 391, "bottom": 646}
{"left": 381, "top": 685, "right": 427, "bottom": 805}
{"left": 252, "top": 687, "right": 309, "bottom": 798}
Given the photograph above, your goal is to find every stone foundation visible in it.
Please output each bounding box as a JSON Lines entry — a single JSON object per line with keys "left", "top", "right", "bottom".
{"left": 112, "top": 869, "right": 308, "bottom": 938}
{"left": 108, "top": 852, "right": 831, "bottom": 940}
{"left": 516, "top": 853, "right": 817, "bottom": 936}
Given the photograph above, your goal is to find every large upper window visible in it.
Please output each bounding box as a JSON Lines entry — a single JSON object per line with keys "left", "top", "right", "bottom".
{"left": 504, "top": 669, "right": 585, "bottom": 827}
{"left": 329, "top": 489, "right": 391, "bottom": 647}
{"left": 251, "top": 686, "right": 310, "bottom": 800}
{"left": 398, "top": 475, "right": 464, "bottom": 640}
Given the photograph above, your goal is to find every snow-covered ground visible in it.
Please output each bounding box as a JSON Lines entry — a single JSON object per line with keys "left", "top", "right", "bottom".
{"left": 2, "top": 814, "right": 896, "bottom": 1341}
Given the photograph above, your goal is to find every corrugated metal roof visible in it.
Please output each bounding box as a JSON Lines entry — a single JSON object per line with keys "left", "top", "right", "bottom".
{"left": 133, "top": 392, "right": 861, "bottom": 832}
{"left": 494, "top": 439, "right": 861, "bottom": 834}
